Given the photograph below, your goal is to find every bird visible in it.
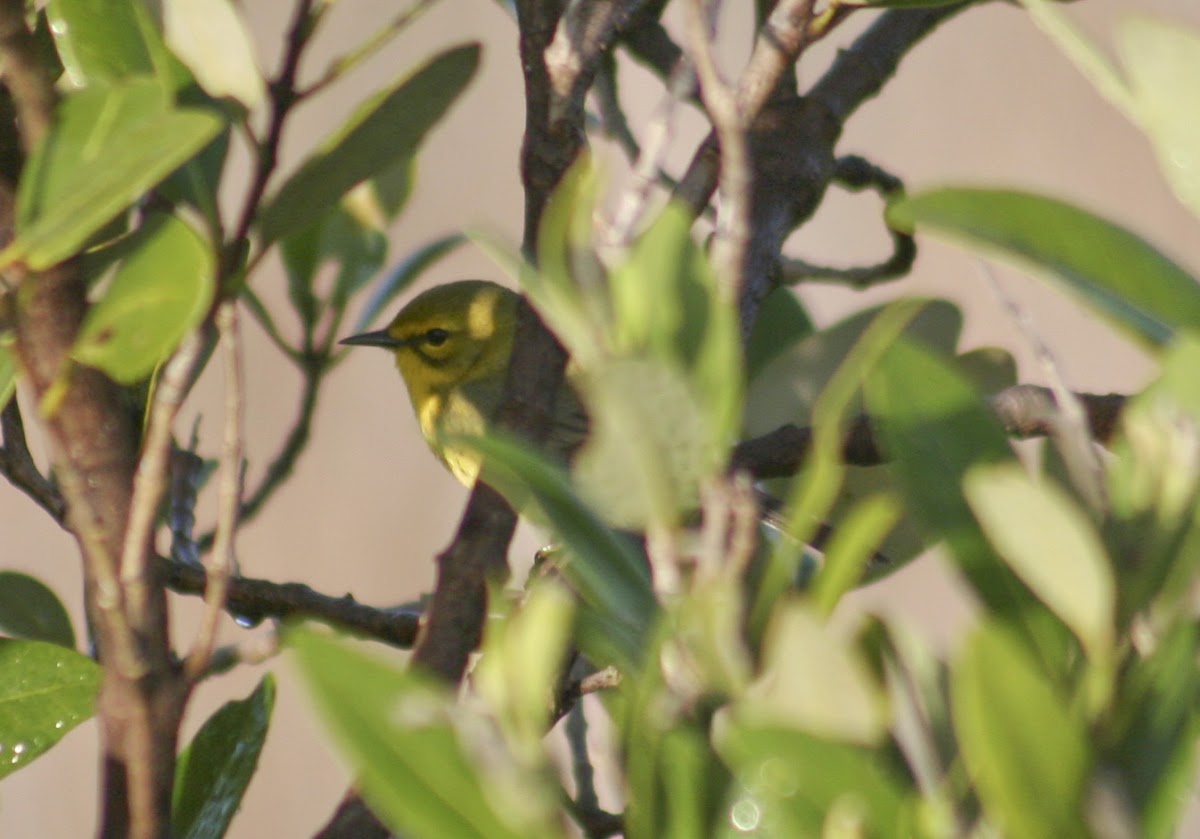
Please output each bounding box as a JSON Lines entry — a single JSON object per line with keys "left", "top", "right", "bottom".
{"left": 342, "top": 279, "right": 891, "bottom": 576}
{"left": 340, "top": 279, "right": 587, "bottom": 488}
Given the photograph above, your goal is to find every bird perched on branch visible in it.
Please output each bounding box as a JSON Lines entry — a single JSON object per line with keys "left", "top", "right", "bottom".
{"left": 341, "top": 279, "right": 586, "bottom": 488}
{"left": 342, "top": 278, "right": 890, "bottom": 576}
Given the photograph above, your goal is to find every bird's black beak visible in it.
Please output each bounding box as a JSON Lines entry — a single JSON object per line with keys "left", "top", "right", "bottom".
{"left": 340, "top": 329, "right": 406, "bottom": 349}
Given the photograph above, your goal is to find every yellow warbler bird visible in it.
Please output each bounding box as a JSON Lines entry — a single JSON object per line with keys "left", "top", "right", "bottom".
{"left": 340, "top": 279, "right": 586, "bottom": 487}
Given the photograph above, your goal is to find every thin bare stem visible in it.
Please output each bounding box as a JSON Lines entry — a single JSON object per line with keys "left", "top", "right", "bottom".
{"left": 226, "top": 0, "right": 321, "bottom": 279}
{"left": 299, "top": 0, "right": 438, "bottom": 99}
{"left": 684, "top": 0, "right": 753, "bottom": 303}
{"left": 566, "top": 702, "right": 598, "bottom": 813}
{"left": 0, "top": 399, "right": 65, "bottom": 522}
{"left": 121, "top": 332, "right": 206, "bottom": 591}
{"left": 186, "top": 302, "right": 244, "bottom": 681}
{"left": 603, "top": 59, "right": 695, "bottom": 247}
{"left": 737, "top": 0, "right": 818, "bottom": 113}
{"left": 981, "top": 263, "right": 1108, "bottom": 513}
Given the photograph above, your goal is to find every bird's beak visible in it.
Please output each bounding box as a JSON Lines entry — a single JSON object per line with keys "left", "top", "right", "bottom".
{"left": 340, "top": 329, "right": 406, "bottom": 349}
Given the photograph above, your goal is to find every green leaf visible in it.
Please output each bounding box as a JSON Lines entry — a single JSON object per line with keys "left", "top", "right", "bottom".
{"left": 659, "top": 727, "right": 725, "bottom": 838}
{"left": 573, "top": 358, "right": 721, "bottom": 530}
{"left": 5, "top": 81, "right": 225, "bottom": 270}
{"left": 72, "top": 214, "right": 215, "bottom": 383}
{"left": 745, "top": 299, "right": 962, "bottom": 438}
{"left": 887, "top": 189, "right": 1200, "bottom": 349}
{"left": 749, "top": 301, "right": 929, "bottom": 637}
{"left": 370, "top": 156, "right": 415, "bottom": 222}
{"left": 0, "top": 346, "right": 16, "bottom": 412}
{"left": 290, "top": 627, "right": 558, "bottom": 839}
{"left": 1019, "top": 0, "right": 1135, "bottom": 119}
{"left": 1111, "top": 623, "right": 1200, "bottom": 839}
{"left": 258, "top": 44, "right": 480, "bottom": 244}
{"left": 280, "top": 202, "right": 387, "bottom": 333}
{"left": 462, "top": 433, "right": 654, "bottom": 669}
{"left": 619, "top": 635, "right": 732, "bottom": 839}
{"left": 609, "top": 201, "right": 715, "bottom": 367}
{"left": 17, "top": 81, "right": 163, "bottom": 228}
{"left": 854, "top": 0, "right": 968, "bottom": 6}
{"left": 717, "top": 721, "right": 914, "bottom": 837}
{"left": 747, "top": 301, "right": 977, "bottom": 581}
{"left": 0, "top": 639, "right": 99, "bottom": 779}
{"left": 525, "top": 156, "right": 607, "bottom": 363}
{"left": 742, "top": 601, "right": 886, "bottom": 745}
{"left": 0, "top": 573, "right": 75, "bottom": 648}
{"left": 163, "top": 0, "right": 266, "bottom": 110}
{"left": 157, "top": 126, "right": 230, "bottom": 222}
{"left": 864, "top": 339, "right": 1031, "bottom": 614}
{"left": 952, "top": 622, "right": 1091, "bottom": 839}
{"left": 325, "top": 207, "right": 388, "bottom": 312}
{"left": 172, "top": 676, "right": 275, "bottom": 839}
{"left": 352, "top": 234, "right": 465, "bottom": 334}
{"left": 30, "top": 10, "right": 65, "bottom": 84}
{"left": 669, "top": 579, "right": 753, "bottom": 698}
{"left": 811, "top": 493, "right": 903, "bottom": 615}
{"left": 610, "top": 202, "right": 742, "bottom": 444}
{"left": 473, "top": 582, "right": 573, "bottom": 762}
{"left": 745, "top": 286, "right": 813, "bottom": 383}
{"left": 1020, "top": 1, "right": 1200, "bottom": 222}
{"left": 1117, "top": 17, "right": 1200, "bottom": 221}
{"left": 964, "top": 463, "right": 1115, "bottom": 656}
{"left": 46, "top": 0, "right": 155, "bottom": 85}
{"left": 1106, "top": 335, "right": 1200, "bottom": 616}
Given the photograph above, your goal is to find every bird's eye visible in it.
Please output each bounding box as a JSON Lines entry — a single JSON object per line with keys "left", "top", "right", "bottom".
{"left": 424, "top": 328, "right": 450, "bottom": 347}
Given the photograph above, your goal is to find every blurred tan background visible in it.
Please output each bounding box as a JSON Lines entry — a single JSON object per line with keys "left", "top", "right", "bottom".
{"left": 3, "top": 0, "right": 1200, "bottom": 835}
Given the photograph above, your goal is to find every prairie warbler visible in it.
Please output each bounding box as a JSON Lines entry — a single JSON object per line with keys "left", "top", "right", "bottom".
{"left": 341, "top": 279, "right": 586, "bottom": 487}
{"left": 343, "top": 280, "right": 890, "bottom": 574}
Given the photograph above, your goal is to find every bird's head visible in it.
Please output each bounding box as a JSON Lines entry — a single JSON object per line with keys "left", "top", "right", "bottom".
{"left": 341, "top": 279, "right": 520, "bottom": 403}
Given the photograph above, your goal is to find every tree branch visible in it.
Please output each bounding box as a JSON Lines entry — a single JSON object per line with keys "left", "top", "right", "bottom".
{"left": 0, "top": 1, "right": 189, "bottom": 834}
{"left": 0, "top": 398, "right": 65, "bottom": 522}
{"left": 185, "top": 302, "right": 244, "bottom": 681}
{"left": 731, "top": 385, "right": 1128, "bottom": 478}
{"left": 0, "top": 0, "right": 55, "bottom": 152}
{"left": 227, "top": 0, "right": 322, "bottom": 277}
{"left": 160, "top": 557, "right": 422, "bottom": 648}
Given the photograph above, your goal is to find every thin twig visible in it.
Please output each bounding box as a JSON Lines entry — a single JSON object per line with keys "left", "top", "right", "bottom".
{"left": 566, "top": 702, "right": 598, "bottom": 813}
{"left": 730, "top": 385, "right": 1128, "bottom": 478}
{"left": 160, "top": 556, "right": 423, "bottom": 648}
{"left": 225, "top": 0, "right": 321, "bottom": 279}
{"left": 684, "top": 0, "right": 754, "bottom": 305}
{"left": 981, "top": 263, "right": 1108, "bottom": 513}
{"left": 592, "top": 53, "right": 641, "bottom": 161}
{"left": 121, "top": 332, "right": 205, "bottom": 593}
{"left": 544, "top": 0, "right": 651, "bottom": 126}
{"left": 201, "top": 627, "right": 281, "bottom": 680}
{"left": 186, "top": 303, "right": 244, "bottom": 681}
{"left": 698, "top": 473, "right": 760, "bottom": 580}
{"left": 0, "top": 399, "right": 65, "bottom": 522}
{"left": 298, "top": 0, "right": 438, "bottom": 99}
{"left": 777, "top": 154, "right": 914, "bottom": 288}
{"left": 553, "top": 665, "right": 622, "bottom": 724}
{"left": 808, "top": 3, "right": 971, "bottom": 123}
{"left": 603, "top": 58, "right": 695, "bottom": 247}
